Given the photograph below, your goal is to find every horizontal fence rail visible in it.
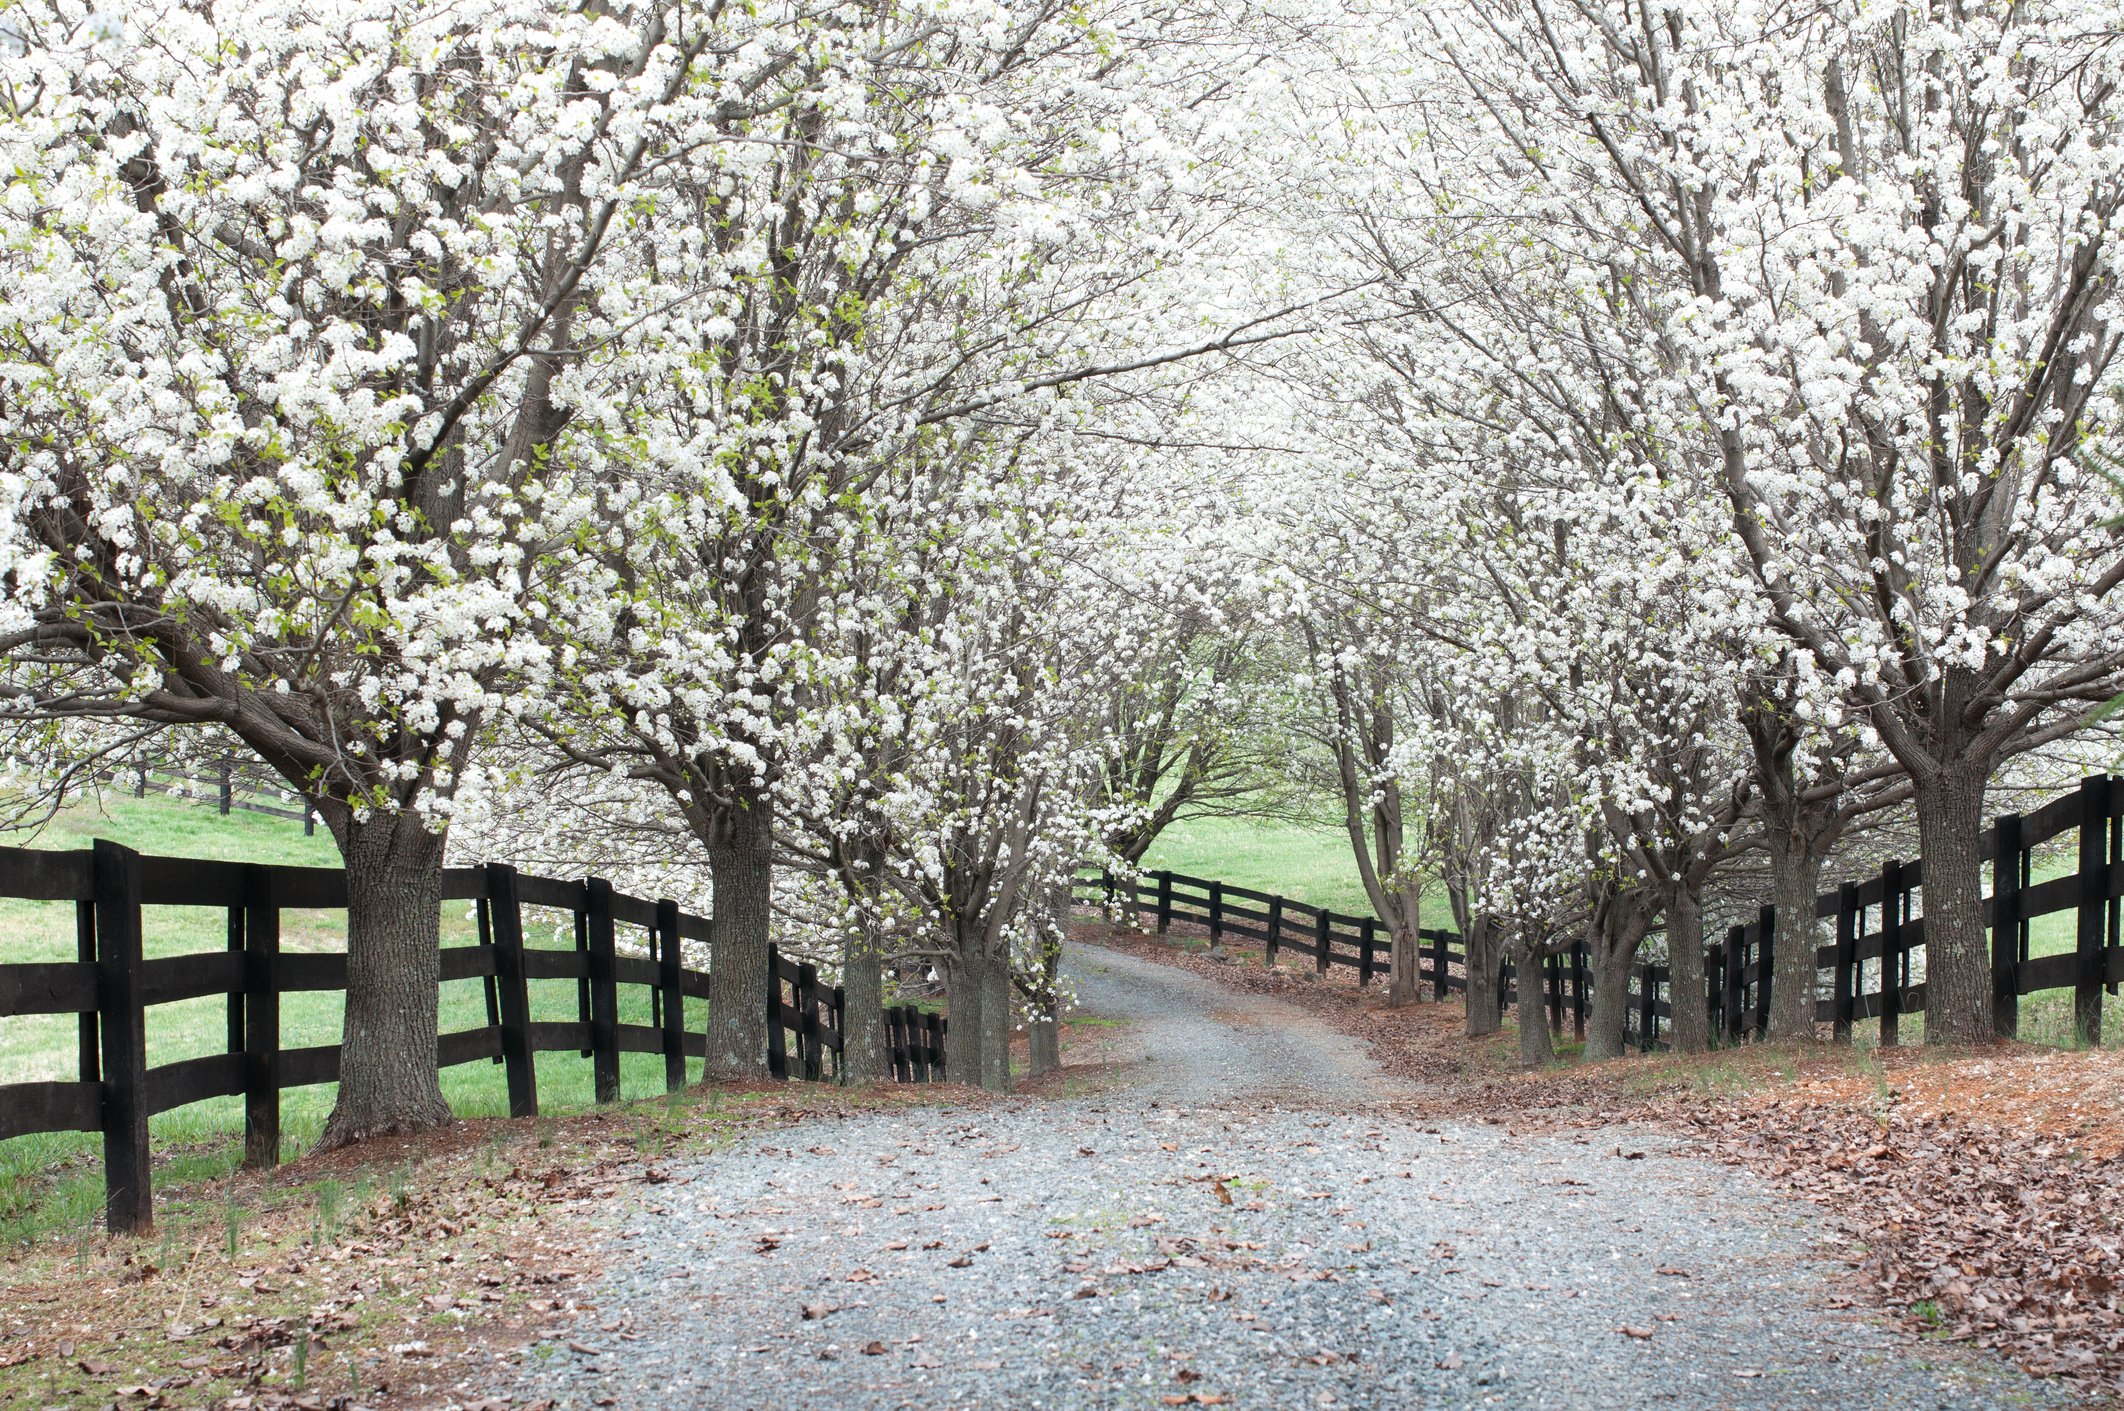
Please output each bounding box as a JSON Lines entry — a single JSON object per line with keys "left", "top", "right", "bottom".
{"left": 0, "top": 840, "right": 945, "bottom": 1234}
{"left": 1079, "top": 772, "right": 2124, "bottom": 1056}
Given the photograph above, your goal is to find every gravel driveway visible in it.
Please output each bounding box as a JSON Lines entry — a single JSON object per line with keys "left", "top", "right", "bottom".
{"left": 488, "top": 943, "right": 2063, "bottom": 1410}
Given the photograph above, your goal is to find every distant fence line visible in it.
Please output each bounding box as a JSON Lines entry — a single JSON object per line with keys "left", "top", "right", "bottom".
{"left": 99, "top": 759, "right": 320, "bottom": 829}
{"left": 0, "top": 840, "right": 947, "bottom": 1235}
{"left": 1080, "top": 771, "right": 2124, "bottom": 1053}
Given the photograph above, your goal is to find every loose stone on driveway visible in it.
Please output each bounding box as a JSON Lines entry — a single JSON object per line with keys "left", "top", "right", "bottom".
{"left": 490, "top": 944, "right": 2065, "bottom": 1410}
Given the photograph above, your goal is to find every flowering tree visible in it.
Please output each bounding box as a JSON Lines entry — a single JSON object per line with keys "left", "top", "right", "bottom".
{"left": 1418, "top": 0, "right": 2124, "bottom": 1044}
{"left": 0, "top": 0, "right": 752, "bottom": 1143}
{"left": 537, "top": 0, "right": 1317, "bottom": 1078}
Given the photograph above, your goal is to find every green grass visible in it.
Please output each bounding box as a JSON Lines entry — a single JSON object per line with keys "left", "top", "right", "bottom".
{"left": 1138, "top": 812, "right": 1374, "bottom": 915}
{"left": 1134, "top": 810, "right": 1455, "bottom": 923}
{"left": 0, "top": 790, "right": 704, "bottom": 1243}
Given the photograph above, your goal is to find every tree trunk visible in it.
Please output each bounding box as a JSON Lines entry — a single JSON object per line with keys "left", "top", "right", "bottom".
{"left": 705, "top": 795, "right": 774, "bottom": 1080}
{"left": 1027, "top": 884, "right": 1067, "bottom": 1076}
{"left": 979, "top": 950, "right": 1012, "bottom": 1093}
{"left": 1764, "top": 827, "right": 1827, "bottom": 1041}
{"left": 1912, "top": 761, "right": 1995, "bottom": 1046}
{"left": 1515, "top": 948, "right": 1553, "bottom": 1067}
{"left": 945, "top": 948, "right": 985, "bottom": 1087}
{"left": 1665, "top": 886, "right": 1710, "bottom": 1054}
{"left": 1464, "top": 916, "right": 1502, "bottom": 1037}
{"left": 1384, "top": 884, "right": 1421, "bottom": 1006}
{"left": 316, "top": 814, "right": 453, "bottom": 1150}
{"left": 839, "top": 925, "right": 887, "bottom": 1084}
{"left": 1582, "top": 932, "right": 1635, "bottom": 1062}
{"left": 1028, "top": 1012, "right": 1061, "bottom": 1075}
{"left": 1385, "top": 922, "right": 1420, "bottom": 1006}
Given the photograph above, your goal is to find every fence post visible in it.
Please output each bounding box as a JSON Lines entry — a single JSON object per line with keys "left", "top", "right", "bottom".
{"left": 798, "top": 962, "right": 824, "bottom": 1082}
{"left": 1879, "top": 859, "right": 1904, "bottom": 1048}
{"left": 1265, "top": 896, "right": 1282, "bottom": 967}
{"left": 928, "top": 1012, "right": 945, "bottom": 1082}
{"left": 1359, "top": 917, "right": 1377, "bottom": 987}
{"left": 1566, "top": 942, "right": 1583, "bottom": 1040}
{"left": 241, "top": 865, "right": 281, "bottom": 1171}
{"left": 1155, "top": 871, "right": 1173, "bottom": 933}
{"left": 484, "top": 865, "right": 538, "bottom": 1118}
{"left": 474, "top": 897, "right": 501, "bottom": 1063}
{"left": 218, "top": 760, "right": 232, "bottom": 815}
{"left": 1315, "top": 910, "right": 1332, "bottom": 977}
{"left": 1754, "top": 903, "right": 1775, "bottom": 1041}
{"left": 92, "top": 840, "right": 151, "bottom": 1235}
{"left": 75, "top": 900, "right": 97, "bottom": 1084}
{"left": 764, "top": 944, "right": 787, "bottom": 1080}
{"left": 656, "top": 898, "right": 686, "bottom": 1093}
{"left": 1721, "top": 925, "right": 1745, "bottom": 1043}
{"left": 584, "top": 877, "right": 621, "bottom": 1103}
{"left": 1704, "top": 940, "right": 1722, "bottom": 1043}
{"left": 1636, "top": 963, "right": 1655, "bottom": 1052}
{"left": 1991, "top": 812, "right": 2024, "bottom": 1041}
{"left": 225, "top": 900, "right": 244, "bottom": 1059}
{"left": 1833, "top": 881, "right": 1859, "bottom": 1043}
{"left": 1434, "top": 928, "right": 1450, "bottom": 1001}
{"left": 303, "top": 799, "right": 316, "bottom": 837}
{"left": 1545, "top": 952, "right": 1562, "bottom": 1033}
{"left": 830, "top": 983, "right": 846, "bottom": 1082}
{"left": 1208, "top": 880, "right": 1224, "bottom": 952}
{"left": 2076, "top": 775, "right": 2112, "bottom": 1047}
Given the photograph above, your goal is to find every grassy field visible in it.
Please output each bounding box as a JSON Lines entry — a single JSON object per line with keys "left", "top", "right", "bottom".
{"left": 1137, "top": 811, "right": 1376, "bottom": 915}
{"left": 0, "top": 792, "right": 700, "bottom": 1243}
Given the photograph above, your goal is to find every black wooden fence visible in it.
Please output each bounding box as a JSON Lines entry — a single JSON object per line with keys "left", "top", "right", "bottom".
{"left": 884, "top": 1005, "right": 947, "bottom": 1082}
{"left": 1081, "top": 772, "right": 2124, "bottom": 1055}
{"left": 1072, "top": 868, "right": 1598, "bottom": 1036}
{"left": 1698, "top": 772, "right": 2124, "bottom": 1049}
{"left": 101, "top": 758, "right": 321, "bottom": 830}
{"left": 0, "top": 839, "right": 944, "bottom": 1234}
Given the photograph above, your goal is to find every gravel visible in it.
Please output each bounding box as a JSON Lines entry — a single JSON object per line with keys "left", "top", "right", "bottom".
{"left": 489, "top": 944, "right": 2065, "bottom": 1410}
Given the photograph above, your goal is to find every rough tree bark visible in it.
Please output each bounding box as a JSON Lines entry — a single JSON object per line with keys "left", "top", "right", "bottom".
{"left": 316, "top": 814, "right": 453, "bottom": 1150}
{"left": 1664, "top": 886, "right": 1710, "bottom": 1054}
{"left": 1025, "top": 883, "right": 1069, "bottom": 1077}
{"left": 1385, "top": 918, "right": 1420, "bottom": 1006}
{"left": 1582, "top": 934, "right": 1636, "bottom": 1062}
{"left": 1514, "top": 936, "right": 1554, "bottom": 1068}
{"left": 705, "top": 794, "right": 775, "bottom": 1079}
{"left": 1577, "top": 892, "right": 1654, "bottom": 1062}
{"left": 839, "top": 927, "right": 887, "bottom": 1084}
{"left": 1763, "top": 825, "right": 1828, "bottom": 1041}
{"left": 1463, "top": 914, "right": 1502, "bottom": 1038}
{"left": 1028, "top": 1010, "right": 1061, "bottom": 1075}
{"left": 945, "top": 952, "right": 979, "bottom": 1085}
{"left": 978, "top": 951, "right": 1012, "bottom": 1092}
{"left": 1745, "top": 697, "right": 1846, "bottom": 1044}
{"left": 1912, "top": 759, "right": 1994, "bottom": 1046}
